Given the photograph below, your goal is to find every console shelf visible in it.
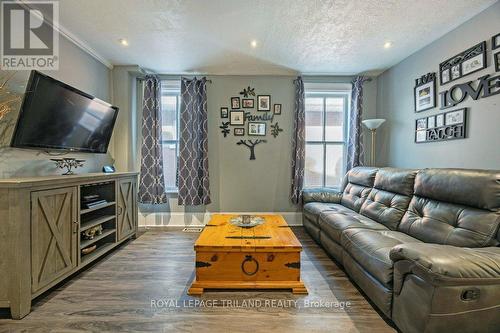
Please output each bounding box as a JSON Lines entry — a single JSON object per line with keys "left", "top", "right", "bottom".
{"left": 81, "top": 243, "right": 116, "bottom": 264}
{"left": 81, "top": 201, "right": 115, "bottom": 214}
{"left": 80, "top": 229, "right": 116, "bottom": 249}
{"left": 80, "top": 215, "right": 115, "bottom": 232}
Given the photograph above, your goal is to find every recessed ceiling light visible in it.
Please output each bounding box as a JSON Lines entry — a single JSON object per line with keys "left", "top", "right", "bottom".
{"left": 384, "top": 41, "right": 393, "bottom": 49}
{"left": 119, "top": 38, "right": 129, "bottom": 46}
{"left": 250, "top": 40, "right": 258, "bottom": 48}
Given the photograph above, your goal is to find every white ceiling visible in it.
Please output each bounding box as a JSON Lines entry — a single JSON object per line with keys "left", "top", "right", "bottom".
{"left": 53, "top": 0, "right": 496, "bottom": 76}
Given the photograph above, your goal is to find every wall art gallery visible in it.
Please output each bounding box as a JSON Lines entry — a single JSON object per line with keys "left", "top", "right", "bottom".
{"left": 220, "top": 86, "right": 283, "bottom": 160}
{"left": 413, "top": 34, "right": 499, "bottom": 144}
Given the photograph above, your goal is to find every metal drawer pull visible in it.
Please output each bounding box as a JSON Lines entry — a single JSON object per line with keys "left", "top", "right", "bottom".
{"left": 241, "top": 255, "right": 259, "bottom": 276}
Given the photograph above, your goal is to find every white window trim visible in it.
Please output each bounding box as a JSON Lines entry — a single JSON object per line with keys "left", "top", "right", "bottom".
{"left": 304, "top": 82, "right": 352, "bottom": 93}
{"left": 304, "top": 87, "right": 351, "bottom": 189}
{"left": 161, "top": 80, "right": 181, "bottom": 193}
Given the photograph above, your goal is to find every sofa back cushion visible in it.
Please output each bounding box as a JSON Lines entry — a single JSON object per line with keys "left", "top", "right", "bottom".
{"left": 340, "top": 167, "right": 378, "bottom": 212}
{"left": 359, "top": 168, "right": 417, "bottom": 230}
{"left": 398, "top": 169, "right": 500, "bottom": 247}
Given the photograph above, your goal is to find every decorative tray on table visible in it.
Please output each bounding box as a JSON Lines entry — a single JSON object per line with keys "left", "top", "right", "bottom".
{"left": 229, "top": 215, "right": 265, "bottom": 228}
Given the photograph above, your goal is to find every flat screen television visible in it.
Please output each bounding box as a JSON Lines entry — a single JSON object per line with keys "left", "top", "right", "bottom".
{"left": 11, "top": 70, "right": 118, "bottom": 153}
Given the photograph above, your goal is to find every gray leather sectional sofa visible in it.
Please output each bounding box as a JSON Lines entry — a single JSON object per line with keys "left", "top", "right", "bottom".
{"left": 302, "top": 167, "right": 500, "bottom": 333}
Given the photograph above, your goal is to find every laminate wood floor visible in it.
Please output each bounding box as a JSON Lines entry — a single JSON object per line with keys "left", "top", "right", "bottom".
{"left": 0, "top": 227, "right": 396, "bottom": 333}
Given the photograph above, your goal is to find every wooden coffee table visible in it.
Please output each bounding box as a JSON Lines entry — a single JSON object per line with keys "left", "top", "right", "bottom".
{"left": 188, "top": 214, "right": 307, "bottom": 295}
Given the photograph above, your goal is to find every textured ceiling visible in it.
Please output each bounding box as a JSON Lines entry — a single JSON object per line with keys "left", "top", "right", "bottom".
{"left": 55, "top": 0, "right": 496, "bottom": 75}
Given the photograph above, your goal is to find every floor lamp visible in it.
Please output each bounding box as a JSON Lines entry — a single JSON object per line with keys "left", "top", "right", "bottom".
{"left": 361, "top": 119, "right": 386, "bottom": 166}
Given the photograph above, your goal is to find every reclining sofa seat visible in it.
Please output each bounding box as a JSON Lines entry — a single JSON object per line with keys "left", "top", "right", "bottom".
{"left": 302, "top": 167, "right": 500, "bottom": 333}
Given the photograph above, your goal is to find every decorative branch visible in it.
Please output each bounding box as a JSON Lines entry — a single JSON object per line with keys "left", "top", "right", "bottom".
{"left": 270, "top": 122, "right": 283, "bottom": 138}
{"left": 0, "top": 72, "right": 21, "bottom": 121}
{"left": 239, "top": 86, "right": 256, "bottom": 98}
{"left": 219, "top": 121, "right": 230, "bottom": 137}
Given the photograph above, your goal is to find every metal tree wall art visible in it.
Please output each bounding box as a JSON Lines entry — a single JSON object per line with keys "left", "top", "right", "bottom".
{"left": 239, "top": 86, "right": 256, "bottom": 98}
{"left": 236, "top": 139, "right": 266, "bottom": 160}
{"left": 220, "top": 121, "right": 230, "bottom": 137}
{"left": 270, "top": 122, "right": 283, "bottom": 138}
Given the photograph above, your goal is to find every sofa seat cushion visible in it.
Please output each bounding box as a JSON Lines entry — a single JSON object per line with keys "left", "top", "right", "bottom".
{"left": 341, "top": 229, "right": 422, "bottom": 288}
{"left": 320, "top": 210, "right": 388, "bottom": 243}
{"left": 303, "top": 202, "right": 353, "bottom": 226}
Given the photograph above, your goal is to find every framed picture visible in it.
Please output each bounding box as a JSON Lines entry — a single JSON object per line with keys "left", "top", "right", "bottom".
{"left": 427, "top": 116, "right": 435, "bottom": 129}
{"left": 445, "top": 109, "right": 465, "bottom": 125}
{"left": 436, "top": 114, "right": 444, "bottom": 127}
{"left": 439, "top": 41, "right": 486, "bottom": 85}
{"left": 415, "top": 130, "right": 427, "bottom": 143}
{"left": 230, "top": 110, "right": 245, "bottom": 126}
{"left": 234, "top": 128, "right": 245, "bottom": 136}
{"left": 220, "top": 107, "right": 228, "bottom": 118}
{"left": 441, "top": 69, "right": 450, "bottom": 84}
{"left": 242, "top": 99, "right": 254, "bottom": 108}
{"left": 273, "top": 104, "right": 282, "bottom": 115}
{"left": 248, "top": 122, "right": 266, "bottom": 136}
{"left": 416, "top": 118, "right": 427, "bottom": 131}
{"left": 257, "top": 95, "right": 271, "bottom": 111}
{"left": 462, "top": 53, "right": 485, "bottom": 76}
{"left": 495, "top": 52, "right": 500, "bottom": 72}
{"left": 451, "top": 64, "right": 460, "bottom": 80}
{"left": 231, "top": 97, "right": 240, "bottom": 109}
{"left": 493, "top": 33, "right": 500, "bottom": 50}
{"left": 414, "top": 73, "right": 436, "bottom": 112}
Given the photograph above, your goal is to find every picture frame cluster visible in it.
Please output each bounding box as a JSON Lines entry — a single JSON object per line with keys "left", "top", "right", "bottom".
{"left": 413, "top": 33, "right": 499, "bottom": 144}
{"left": 219, "top": 86, "right": 284, "bottom": 160}
{"left": 438, "top": 41, "right": 486, "bottom": 85}
{"left": 415, "top": 109, "right": 466, "bottom": 143}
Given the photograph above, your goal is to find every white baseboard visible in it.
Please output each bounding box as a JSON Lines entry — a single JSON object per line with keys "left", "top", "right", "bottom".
{"left": 138, "top": 212, "right": 303, "bottom": 227}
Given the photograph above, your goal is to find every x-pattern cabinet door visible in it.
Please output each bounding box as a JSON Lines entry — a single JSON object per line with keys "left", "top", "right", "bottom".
{"left": 117, "top": 178, "right": 137, "bottom": 241}
{"left": 31, "top": 187, "right": 78, "bottom": 293}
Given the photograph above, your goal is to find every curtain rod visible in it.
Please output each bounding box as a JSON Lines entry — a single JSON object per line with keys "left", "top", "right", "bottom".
{"left": 137, "top": 77, "right": 212, "bottom": 83}
{"left": 293, "top": 77, "right": 373, "bottom": 83}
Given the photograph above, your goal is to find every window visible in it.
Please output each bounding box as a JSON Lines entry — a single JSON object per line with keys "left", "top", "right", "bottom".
{"left": 304, "top": 89, "right": 350, "bottom": 188}
{"left": 160, "top": 80, "right": 181, "bottom": 192}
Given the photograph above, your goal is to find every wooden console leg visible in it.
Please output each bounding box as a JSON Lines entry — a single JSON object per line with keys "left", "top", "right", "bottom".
{"left": 188, "top": 287, "right": 204, "bottom": 296}
{"left": 10, "top": 298, "right": 31, "bottom": 320}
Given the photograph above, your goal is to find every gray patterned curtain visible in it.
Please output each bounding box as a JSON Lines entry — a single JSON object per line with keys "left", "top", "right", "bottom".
{"left": 139, "top": 75, "right": 167, "bottom": 204}
{"left": 178, "top": 77, "right": 211, "bottom": 206}
{"left": 346, "top": 76, "right": 369, "bottom": 171}
{"left": 290, "top": 77, "right": 306, "bottom": 205}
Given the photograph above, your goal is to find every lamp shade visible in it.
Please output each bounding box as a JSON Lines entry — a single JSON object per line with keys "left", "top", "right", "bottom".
{"left": 362, "top": 118, "right": 386, "bottom": 130}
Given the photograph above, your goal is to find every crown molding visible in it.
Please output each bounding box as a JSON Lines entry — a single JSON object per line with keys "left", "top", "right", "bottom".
{"left": 18, "top": 1, "right": 113, "bottom": 69}
{"left": 57, "top": 24, "right": 113, "bottom": 69}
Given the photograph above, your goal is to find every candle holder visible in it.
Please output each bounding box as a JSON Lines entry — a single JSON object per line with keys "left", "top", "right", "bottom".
{"left": 50, "top": 158, "right": 85, "bottom": 175}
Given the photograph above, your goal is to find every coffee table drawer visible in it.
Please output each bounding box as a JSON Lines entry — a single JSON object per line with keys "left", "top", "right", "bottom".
{"left": 195, "top": 251, "right": 301, "bottom": 282}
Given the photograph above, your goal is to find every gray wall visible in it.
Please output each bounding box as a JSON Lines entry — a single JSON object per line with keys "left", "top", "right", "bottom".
{"left": 0, "top": 35, "right": 112, "bottom": 178}
{"left": 136, "top": 75, "right": 377, "bottom": 225}
{"left": 376, "top": 2, "right": 500, "bottom": 169}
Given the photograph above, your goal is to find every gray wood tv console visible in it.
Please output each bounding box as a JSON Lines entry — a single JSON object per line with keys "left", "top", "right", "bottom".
{"left": 0, "top": 172, "right": 138, "bottom": 319}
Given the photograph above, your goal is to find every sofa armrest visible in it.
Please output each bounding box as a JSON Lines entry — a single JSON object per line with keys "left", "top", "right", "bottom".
{"left": 302, "top": 187, "right": 342, "bottom": 204}
{"left": 390, "top": 243, "right": 500, "bottom": 293}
